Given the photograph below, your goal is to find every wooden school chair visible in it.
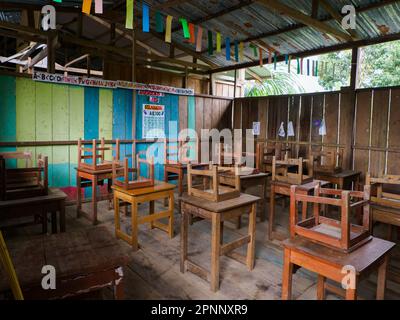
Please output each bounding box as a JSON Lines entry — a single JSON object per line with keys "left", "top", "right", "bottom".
{"left": 112, "top": 152, "right": 155, "bottom": 190}
{"left": 0, "top": 152, "right": 48, "bottom": 201}
{"left": 187, "top": 163, "right": 240, "bottom": 202}
{"left": 77, "top": 138, "right": 121, "bottom": 171}
{"left": 290, "top": 184, "right": 372, "bottom": 252}
{"left": 310, "top": 147, "right": 344, "bottom": 174}
{"left": 272, "top": 154, "right": 314, "bottom": 185}
{"left": 257, "top": 142, "right": 291, "bottom": 173}
{"left": 366, "top": 173, "right": 400, "bottom": 240}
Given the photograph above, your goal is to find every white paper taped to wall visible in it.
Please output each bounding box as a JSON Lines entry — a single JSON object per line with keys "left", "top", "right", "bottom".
{"left": 278, "top": 122, "right": 286, "bottom": 138}
{"left": 319, "top": 119, "right": 327, "bottom": 136}
{"left": 287, "top": 121, "right": 295, "bottom": 137}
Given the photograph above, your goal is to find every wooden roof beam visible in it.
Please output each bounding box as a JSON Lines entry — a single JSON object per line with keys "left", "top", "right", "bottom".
{"left": 319, "top": 0, "right": 360, "bottom": 40}
{"left": 153, "top": 0, "right": 191, "bottom": 10}
{"left": 257, "top": 0, "right": 353, "bottom": 42}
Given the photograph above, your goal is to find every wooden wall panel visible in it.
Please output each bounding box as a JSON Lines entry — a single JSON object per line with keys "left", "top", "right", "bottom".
{"left": 311, "top": 94, "right": 324, "bottom": 154}
{"left": 324, "top": 93, "right": 339, "bottom": 145}
{"left": 339, "top": 91, "right": 355, "bottom": 170}
{"left": 387, "top": 89, "right": 400, "bottom": 174}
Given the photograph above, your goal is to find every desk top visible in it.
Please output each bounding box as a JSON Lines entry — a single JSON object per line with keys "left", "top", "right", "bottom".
{"left": 271, "top": 179, "right": 330, "bottom": 191}
{"left": 112, "top": 181, "right": 176, "bottom": 196}
{"left": 180, "top": 193, "right": 260, "bottom": 213}
{"left": 219, "top": 171, "right": 270, "bottom": 180}
{"left": 0, "top": 226, "right": 129, "bottom": 292}
{"left": 315, "top": 170, "right": 362, "bottom": 178}
{"left": 75, "top": 166, "right": 113, "bottom": 175}
{"left": 0, "top": 188, "right": 67, "bottom": 207}
{"left": 283, "top": 236, "right": 395, "bottom": 273}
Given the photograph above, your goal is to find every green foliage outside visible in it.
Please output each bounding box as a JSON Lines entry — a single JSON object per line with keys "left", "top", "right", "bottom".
{"left": 318, "top": 40, "right": 400, "bottom": 90}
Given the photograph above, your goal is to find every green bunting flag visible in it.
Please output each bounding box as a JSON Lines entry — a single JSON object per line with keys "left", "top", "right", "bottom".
{"left": 249, "top": 44, "right": 258, "bottom": 57}
{"left": 180, "top": 18, "right": 190, "bottom": 39}
{"left": 208, "top": 31, "right": 214, "bottom": 56}
{"left": 125, "top": 0, "right": 134, "bottom": 29}
{"left": 156, "top": 11, "right": 164, "bottom": 33}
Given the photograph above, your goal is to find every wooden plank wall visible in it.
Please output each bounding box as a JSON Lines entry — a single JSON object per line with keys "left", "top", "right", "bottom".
{"left": 235, "top": 87, "right": 400, "bottom": 181}
{"left": 235, "top": 90, "right": 354, "bottom": 171}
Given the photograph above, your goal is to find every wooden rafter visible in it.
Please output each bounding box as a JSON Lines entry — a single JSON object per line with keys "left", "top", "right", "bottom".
{"left": 319, "top": 0, "right": 360, "bottom": 40}
{"left": 153, "top": 0, "right": 191, "bottom": 10}
{"left": 257, "top": 0, "right": 353, "bottom": 41}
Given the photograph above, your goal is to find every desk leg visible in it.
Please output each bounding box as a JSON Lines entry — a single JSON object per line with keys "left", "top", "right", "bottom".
{"left": 376, "top": 256, "right": 388, "bottom": 300}
{"left": 108, "top": 178, "right": 113, "bottom": 210}
{"left": 51, "top": 212, "right": 57, "bottom": 233}
{"left": 261, "top": 181, "right": 267, "bottom": 222}
{"left": 178, "top": 170, "right": 184, "bottom": 196}
{"left": 92, "top": 176, "right": 98, "bottom": 225}
{"left": 168, "top": 192, "right": 174, "bottom": 238}
{"left": 246, "top": 203, "right": 256, "bottom": 271}
{"left": 317, "top": 275, "right": 326, "bottom": 300}
{"left": 131, "top": 200, "right": 139, "bottom": 251}
{"left": 149, "top": 200, "right": 155, "bottom": 230}
{"left": 114, "top": 193, "right": 121, "bottom": 237}
{"left": 282, "top": 247, "right": 293, "bottom": 300}
{"left": 60, "top": 200, "right": 66, "bottom": 233}
{"left": 269, "top": 185, "right": 275, "bottom": 241}
{"left": 113, "top": 267, "right": 124, "bottom": 300}
{"left": 76, "top": 174, "right": 82, "bottom": 218}
{"left": 180, "top": 210, "right": 189, "bottom": 273}
{"left": 211, "top": 213, "right": 221, "bottom": 292}
{"left": 301, "top": 191, "right": 308, "bottom": 221}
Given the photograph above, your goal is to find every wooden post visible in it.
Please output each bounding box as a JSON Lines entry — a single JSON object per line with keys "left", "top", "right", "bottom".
{"left": 349, "top": 47, "right": 359, "bottom": 171}
{"left": 209, "top": 72, "right": 214, "bottom": 95}
{"left": 47, "top": 31, "right": 57, "bottom": 73}
{"left": 132, "top": 28, "right": 137, "bottom": 141}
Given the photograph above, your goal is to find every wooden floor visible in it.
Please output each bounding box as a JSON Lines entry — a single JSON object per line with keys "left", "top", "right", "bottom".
{"left": 3, "top": 186, "right": 400, "bottom": 300}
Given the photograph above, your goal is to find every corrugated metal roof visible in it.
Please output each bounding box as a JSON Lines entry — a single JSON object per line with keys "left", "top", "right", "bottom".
{"left": 1, "top": 0, "right": 400, "bottom": 77}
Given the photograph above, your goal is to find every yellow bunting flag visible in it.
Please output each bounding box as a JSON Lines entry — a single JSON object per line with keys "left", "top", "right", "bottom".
{"left": 165, "top": 15, "right": 173, "bottom": 43}
{"left": 239, "top": 42, "right": 244, "bottom": 62}
{"left": 82, "top": 0, "right": 92, "bottom": 14}
{"left": 126, "top": 0, "right": 134, "bottom": 29}
{"left": 216, "top": 32, "right": 221, "bottom": 53}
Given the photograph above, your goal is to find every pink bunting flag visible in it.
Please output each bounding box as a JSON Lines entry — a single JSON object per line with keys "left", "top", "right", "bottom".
{"left": 196, "top": 27, "right": 203, "bottom": 52}
{"left": 95, "top": 0, "right": 103, "bottom": 14}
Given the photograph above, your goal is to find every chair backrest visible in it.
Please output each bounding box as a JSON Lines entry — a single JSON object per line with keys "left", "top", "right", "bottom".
{"left": 0, "top": 151, "right": 32, "bottom": 168}
{"left": 366, "top": 173, "right": 400, "bottom": 209}
{"left": 311, "top": 147, "right": 343, "bottom": 173}
{"left": 187, "top": 163, "right": 240, "bottom": 202}
{"left": 164, "top": 139, "right": 198, "bottom": 166}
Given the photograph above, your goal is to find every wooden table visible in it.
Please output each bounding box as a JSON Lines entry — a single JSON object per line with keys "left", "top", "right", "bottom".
{"left": 314, "top": 170, "right": 361, "bottom": 190}
{"left": 0, "top": 226, "right": 128, "bottom": 299}
{"left": 113, "top": 182, "right": 175, "bottom": 251}
{"left": 282, "top": 236, "right": 395, "bottom": 300}
{"left": 180, "top": 193, "right": 260, "bottom": 292}
{"left": 269, "top": 180, "right": 330, "bottom": 241}
{"left": 0, "top": 188, "right": 66, "bottom": 234}
{"left": 219, "top": 172, "right": 270, "bottom": 228}
{"left": 76, "top": 167, "right": 113, "bottom": 225}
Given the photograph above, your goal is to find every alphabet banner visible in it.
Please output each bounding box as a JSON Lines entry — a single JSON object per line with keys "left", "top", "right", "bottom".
{"left": 32, "top": 71, "right": 195, "bottom": 96}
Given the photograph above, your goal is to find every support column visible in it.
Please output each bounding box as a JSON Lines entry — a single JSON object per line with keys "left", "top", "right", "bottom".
{"left": 132, "top": 28, "right": 137, "bottom": 141}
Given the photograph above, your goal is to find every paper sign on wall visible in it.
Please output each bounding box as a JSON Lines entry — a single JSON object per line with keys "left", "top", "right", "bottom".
{"left": 278, "top": 122, "right": 286, "bottom": 137}
{"left": 252, "top": 122, "right": 260, "bottom": 136}
{"left": 143, "top": 104, "right": 165, "bottom": 139}
{"left": 287, "top": 121, "right": 295, "bottom": 137}
{"left": 319, "top": 119, "right": 327, "bottom": 136}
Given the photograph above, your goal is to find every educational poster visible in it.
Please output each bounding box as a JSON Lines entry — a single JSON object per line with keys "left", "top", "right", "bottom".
{"left": 252, "top": 122, "right": 260, "bottom": 136}
{"left": 142, "top": 104, "right": 165, "bottom": 139}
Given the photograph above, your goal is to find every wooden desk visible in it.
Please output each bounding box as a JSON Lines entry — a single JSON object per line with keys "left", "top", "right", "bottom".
{"left": 0, "top": 188, "right": 66, "bottom": 233}
{"left": 76, "top": 167, "right": 113, "bottom": 225}
{"left": 371, "top": 204, "right": 400, "bottom": 240}
{"left": 219, "top": 172, "right": 270, "bottom": 227}
{"left": 113, "top": 182, "right": 175, "bottom": 251}
{"left": 180, "top": 193, "right": 260, "bottom": 292}
{"left": 164, "top": 163, "right": 209, "bottom": 196}
{"left": 0, "top": 226, "right": 128, "bottom": 299}
{"left": 282, "top": 237, "right": 395, "bottom": 300}
{"left": 269, "top": 180, "right": 330, "bottom": 241}
{"left": 314, "top": 170, "right": 361, "bottom": 190}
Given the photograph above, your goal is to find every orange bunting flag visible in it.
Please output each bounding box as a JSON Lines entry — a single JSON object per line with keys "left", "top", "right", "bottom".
{"left": 259, "top": 48, "right": 263, "bottom": 66}
{"left": 196, "top": 27, "right": 203, "bottom": 52}
{"left": 189, "top": 23, "right": 195, "bottom": 44}
{"left": 82, "top": 0, "right": 92, "bottom": 14}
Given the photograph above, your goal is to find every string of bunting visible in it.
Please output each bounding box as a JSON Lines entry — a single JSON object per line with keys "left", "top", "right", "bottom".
{"left": 73, "top": 0, "right": 341, "bottom": 78}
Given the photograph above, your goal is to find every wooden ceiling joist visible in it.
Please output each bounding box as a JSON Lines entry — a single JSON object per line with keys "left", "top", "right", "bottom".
{"left": 319, "top": 0, "right": 360, "bottom": 40}
{"left": 257, "top": 0, "right": 353, "bottom": 41}
{"left": 153, "top": 0, "right": 191, "bottom": 10}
